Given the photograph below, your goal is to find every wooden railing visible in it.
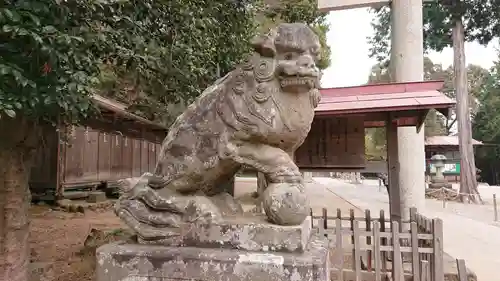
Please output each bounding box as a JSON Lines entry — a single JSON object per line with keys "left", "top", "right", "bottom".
{"left": 310, "top": 207, "right": 444, "bottom": 281}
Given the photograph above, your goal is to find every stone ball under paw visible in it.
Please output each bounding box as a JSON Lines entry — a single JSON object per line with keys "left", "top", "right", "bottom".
{"left": 262, "top": 182, "right": 309, "bottom": 226}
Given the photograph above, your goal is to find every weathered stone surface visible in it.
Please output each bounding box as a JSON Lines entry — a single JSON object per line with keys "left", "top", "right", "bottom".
{"left": 263, "top": 182, "right": 309, "bottom": 226}
{"left": 138, "top": 215, "right": 312, "bottom": 253}
{"left": 114, "top": 22, "right": 322, "bottom": 242}
{"left": 96, "top": 235, "right": 329, "bottom": 281}
{"left": 87, "top": 191, "right": 107, "bottom": 203}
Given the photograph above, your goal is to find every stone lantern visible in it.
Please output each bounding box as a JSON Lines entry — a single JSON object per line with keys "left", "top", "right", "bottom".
{"left": 428, "top": 154, "right": 452, "bottom": 189}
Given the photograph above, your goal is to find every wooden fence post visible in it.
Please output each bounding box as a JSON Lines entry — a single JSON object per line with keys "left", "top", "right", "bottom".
{"left": 353, "top": 220, "right": 361, "bottom": 280}
{"left": 379, "top": 209, "right": 387, "bottom": 272}
{"left": 365, "top": 209, "right": 372, "bottom": 271}
{"left": 310, "top": 206, "right": 440, "bottom": 281}
{"left": 372, "top": 221, "right": 382, "bottom": 281}
{"left": 494, "top": 194, "right": 498, "bottom": 222}
{"left": 391, "top": 221, "right": 404, "bottom": 281}
{"left": 310, "top": 208, "right": 314, "bottom": 228}
{"left": 410, "top": 207, "right": 417, "bottom": 222}
{"left": 421, "top": 260, "right": 430, "bottom": 281}
{"left": 335, "top": 218, "right": 344, "bottom": 281}
{"left": 411, "top": 221, "right": 420, "bottom": 281}
{"left": 456, "top": 259, "right": 467, "bottom": 281}
{"left": 433, "top": 219, "right": 444, "bottom": 281}
{"left": 322, "top": 207, "right": 328, "bottom": 238}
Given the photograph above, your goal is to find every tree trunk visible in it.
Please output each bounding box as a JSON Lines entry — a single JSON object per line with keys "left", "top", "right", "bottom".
{"left": 452, "top": 19, "right": 481, "bottom": 203}
{"left": 0, "top": 117, "right": 40, "bottom": 281}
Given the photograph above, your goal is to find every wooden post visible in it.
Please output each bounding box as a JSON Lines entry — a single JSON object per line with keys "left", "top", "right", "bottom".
{"left": 349, "top": 209, "right": 355, "bottom": 245}
{"left": 456, "top": 259, "right": 468, "bottom": 281}
{"left": 421, "top": 260, "right": 430, "bottom": 281}
{"left": 372, "top": 221, "right": 382, "bottom": 281}
{"left": 335, "top": 218, "right": 344, "bottom": 281}
{"left": 310, "top": 208, "right": 314, "bottom": 228}
{"left": 386, "top": 115, "right": 402, "bottom": 223}
{"left": 365, "top": 209, "right": 372, "bottom": 271}
{"left": 442, "top": 188, "right": 446, "bottom": 208}
{"left": 432, "top": 219, "right": 444, "bottom": 281}
{"left": 494, "top": 194, "right": 498, "bottom": 222}
{"left": 352, "top": 221, "right": 361, "bottom": 280}
{"left": 410, "top": 222, "right": 420, "bottom": 281}
{"left": 321, "top": 207, "right": 328, "bottom": 237}
{"left": 410, "top": 207, "right": 417, "bottom": 222}
{"left": 391, "top": 221, "right": 404, "bottom": 281}
{"left": 379, "top": 210, "right": 387, "bottom": 271}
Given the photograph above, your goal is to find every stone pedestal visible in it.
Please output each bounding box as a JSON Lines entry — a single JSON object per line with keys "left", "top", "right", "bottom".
{"left": 96, "top": 235, "right": 329, "bottom": 281}
{"left": 136, "top": 214, "right": 312, "bottom": 253}
{"left": 96, "top": 215, "right": 330, "bottom": 281}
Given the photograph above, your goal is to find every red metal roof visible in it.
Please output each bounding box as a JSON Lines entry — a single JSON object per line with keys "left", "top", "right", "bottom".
{"left": 316, "top": 81, "right": 454, "bottom": 116}
{"left": 425, "top": 136, "right": 483, "bottom": 146}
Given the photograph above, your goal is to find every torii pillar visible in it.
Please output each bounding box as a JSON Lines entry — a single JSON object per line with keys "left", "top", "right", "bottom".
{"left": 318, "top": 0, "right": 425, "bottom": 222}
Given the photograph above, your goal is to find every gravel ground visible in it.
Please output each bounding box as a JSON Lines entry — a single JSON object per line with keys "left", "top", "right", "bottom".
{"left": 30, "top": 205, "right": 124, "bottom": 281}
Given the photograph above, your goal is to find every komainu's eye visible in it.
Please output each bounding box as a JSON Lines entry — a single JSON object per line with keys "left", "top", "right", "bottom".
{"left": 284, "top": 52, "right": 294, "bottom": 60}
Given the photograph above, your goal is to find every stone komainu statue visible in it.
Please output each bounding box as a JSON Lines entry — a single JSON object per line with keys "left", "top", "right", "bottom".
{"left": 115, "top": 23, "right": 322, "bottom": 243}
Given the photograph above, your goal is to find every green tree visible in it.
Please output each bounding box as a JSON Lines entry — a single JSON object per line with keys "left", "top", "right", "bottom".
{"left": 95, "top": 0, "right": 261, "bottom": 125}
{"left": 1, "top": 2, "right": 100, "bottom": 281}
{"left": 473, "top": 54, "right": 500, "bottom": 184}
{"left": 262, "top": 0, "right": 331, "bottom": 70}
{"left": 368, "top": 1, "right": 499, "bottom": 200}
{"left": 368, "top": 1, "right": 499, "bottom": 64}
{"left": 0, "top": 1, "right": 260, "bottom": 280}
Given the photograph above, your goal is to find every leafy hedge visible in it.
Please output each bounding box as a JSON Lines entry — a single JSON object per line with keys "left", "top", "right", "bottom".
{"left": 1, "top": 0, "right": 260, "bottom": 126}
{"left": 1, "top": 0, "right": 331, "bottom": 128}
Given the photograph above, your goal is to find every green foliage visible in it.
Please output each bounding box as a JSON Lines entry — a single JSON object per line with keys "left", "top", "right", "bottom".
{"left": 1, "top": 0, "right": 262, "bottom": 126}
{"left": 472, "top": 53, "right": 500, "bottom": 183}
{"left": 93, "top": 0, "right": 262, "bottom": 125}
{"left": 263, "top": 0, "right": 331, "bottom": 69}
{"left": 473, "top": 57, "right": 500, "bottom": 142}
{"left": 365, "top": 127, "right": 386, "bottom": 160}
{"left": 0, "top": 1, "right": 100, "bottom": 123}
{"left": 368, "top": 1, "right": 500, "bottom": 64}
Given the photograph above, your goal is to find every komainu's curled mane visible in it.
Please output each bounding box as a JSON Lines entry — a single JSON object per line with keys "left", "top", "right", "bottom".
{"left": 115, "top": 23, "right": 322, "bottom": 242}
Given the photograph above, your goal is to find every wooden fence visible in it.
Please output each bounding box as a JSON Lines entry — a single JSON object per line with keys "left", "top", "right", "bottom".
{"left": 310, "top": 207, "right": 444, "bottom": 281}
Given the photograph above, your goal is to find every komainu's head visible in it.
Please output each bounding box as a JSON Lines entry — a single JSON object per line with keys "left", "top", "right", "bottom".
{"left": 248, "top": 23, "right": 321, "bottom": 94}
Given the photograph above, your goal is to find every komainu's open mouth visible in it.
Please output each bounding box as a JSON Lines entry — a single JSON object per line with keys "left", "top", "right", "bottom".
{"left": 280, "top": 76, "right": 317, "bottom": 90}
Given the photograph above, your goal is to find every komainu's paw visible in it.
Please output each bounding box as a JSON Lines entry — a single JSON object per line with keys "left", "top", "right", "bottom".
{"left": 184, "top": 196, "right": 224, "bottom": 224}
{"left": 117, "top": 173, "right": 152, "bottom": 199}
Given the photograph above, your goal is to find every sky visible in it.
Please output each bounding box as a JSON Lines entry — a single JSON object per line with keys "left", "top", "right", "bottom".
{"left": 320, "top": 8, "right": 500, "bottom": 88}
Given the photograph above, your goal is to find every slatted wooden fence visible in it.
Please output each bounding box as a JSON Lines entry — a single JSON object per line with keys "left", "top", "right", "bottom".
{"left": 310, "top": 207, "right": 444, "bottom": 281}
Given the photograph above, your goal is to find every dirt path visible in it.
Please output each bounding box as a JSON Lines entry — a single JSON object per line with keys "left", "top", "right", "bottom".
{"left": 30, "top": 205, "right": 124, "bottom": 281}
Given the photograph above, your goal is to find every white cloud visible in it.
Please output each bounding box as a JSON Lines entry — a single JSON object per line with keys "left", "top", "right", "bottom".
{"left": 321, "top": 8, "right": 498, "bottom": 88}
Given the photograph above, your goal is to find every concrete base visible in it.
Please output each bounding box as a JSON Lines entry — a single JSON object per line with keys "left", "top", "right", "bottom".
{"left": 138, "top": 214, "right": 312, "bottom": 253}
{"left": 96, "top": 236, "right": 330, "bottom": 281}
